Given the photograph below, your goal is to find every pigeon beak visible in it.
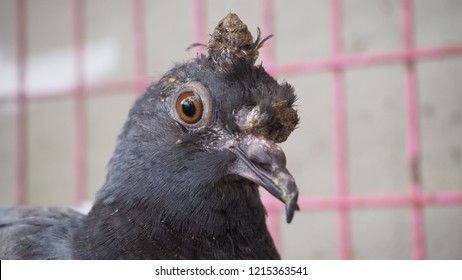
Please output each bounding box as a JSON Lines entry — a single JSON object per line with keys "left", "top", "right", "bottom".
{"left": 227, "top": 135, "right": 300, "bottom": 223}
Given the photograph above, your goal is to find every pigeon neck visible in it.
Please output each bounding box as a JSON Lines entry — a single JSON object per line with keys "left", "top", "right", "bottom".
{"left": 72, "top": 179, "right": 279, "bottom": 259}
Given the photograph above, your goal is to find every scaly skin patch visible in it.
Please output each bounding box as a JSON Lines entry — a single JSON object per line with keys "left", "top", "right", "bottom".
{"left": 207, "top": 13, "right": 259, "bottom": 65}
{"left": 264, "top": 101, "right": 298, "bottom": 143}
{"left": 238, "top": 101, "right": 298, "bottom": 143}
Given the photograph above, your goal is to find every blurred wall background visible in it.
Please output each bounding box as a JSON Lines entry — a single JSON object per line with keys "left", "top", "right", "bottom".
{"left": 0, "top": 0, "right": 461, "bottom": 259}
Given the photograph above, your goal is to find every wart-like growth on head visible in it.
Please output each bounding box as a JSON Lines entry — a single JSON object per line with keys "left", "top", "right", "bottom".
{"left": 236, "top": 100, "right": 298, "bottom": 144}
{"left": 207, "top": 13, "right": 272, "bottom": 66}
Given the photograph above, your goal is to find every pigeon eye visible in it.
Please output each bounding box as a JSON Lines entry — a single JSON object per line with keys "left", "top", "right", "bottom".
{"left": 176, "top": 92, "right": 203, "bottom": 124}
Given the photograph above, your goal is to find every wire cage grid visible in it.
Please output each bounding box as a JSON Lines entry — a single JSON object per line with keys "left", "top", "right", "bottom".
{"left": 2, "top": 0, "right": 462, "bottom": 259}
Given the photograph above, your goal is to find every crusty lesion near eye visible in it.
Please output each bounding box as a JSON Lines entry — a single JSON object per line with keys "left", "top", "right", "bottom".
{"left": 236, "top": 100, "right": 299, "bottom": 143}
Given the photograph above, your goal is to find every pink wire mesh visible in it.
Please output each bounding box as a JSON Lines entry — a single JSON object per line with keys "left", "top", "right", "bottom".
{"left": 3, "top": 0, "right": 462, "bottom": 259}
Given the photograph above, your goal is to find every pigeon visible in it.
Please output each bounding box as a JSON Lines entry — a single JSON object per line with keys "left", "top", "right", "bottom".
{"left": 0, "top": 13, "right": 299, "bottom": 260}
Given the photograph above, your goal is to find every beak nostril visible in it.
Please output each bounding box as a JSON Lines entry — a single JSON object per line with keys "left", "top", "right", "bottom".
{"left": 255, "top": 162, "right": 272, "bottom": 172}
{"left": 244, "top": 137, "right": 287, "bottom": 172}
{"left": 246, "top": 144, "right": 272, "bottom": 165}
{"left": 245, "top": 139, "right": 286, "bottom": 171}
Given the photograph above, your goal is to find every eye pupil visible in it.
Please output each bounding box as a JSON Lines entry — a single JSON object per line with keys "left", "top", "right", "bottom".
{"left": 176, "top": 92, "right": 203, "bottom": 124}
{"left": 181, "top": 98, "right": 196, "bottom": 118}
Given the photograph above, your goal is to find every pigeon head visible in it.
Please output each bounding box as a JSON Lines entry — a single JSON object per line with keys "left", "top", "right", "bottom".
{"left": 97, "top": 13, "right": 299, "bottom": 228}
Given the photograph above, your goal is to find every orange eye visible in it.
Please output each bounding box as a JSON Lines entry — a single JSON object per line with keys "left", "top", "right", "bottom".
{"left": 176, "top": 92, "right": 203, "bottom": 124}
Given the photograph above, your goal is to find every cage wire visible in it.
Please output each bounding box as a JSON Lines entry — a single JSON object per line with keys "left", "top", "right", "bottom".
{"left": 1, "top": 0, "right": 462, "bottom": 259}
